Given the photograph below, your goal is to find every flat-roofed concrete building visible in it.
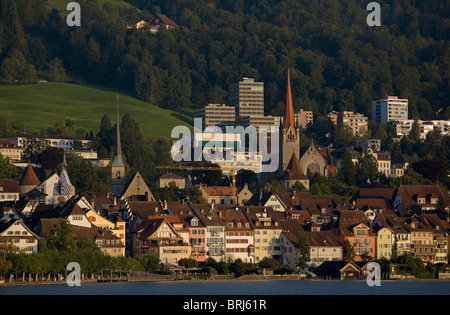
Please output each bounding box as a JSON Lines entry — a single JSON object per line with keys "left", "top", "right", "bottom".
{"left": 194, "top": 104, "right": 235, "bottom": 129}
{"left": 338, "top": 111, "right": 368, "bottom": 136}
{"left": 328, "top": 111, "right": 368, "bottom": 136}
{"left": 240, "top": 115, "right": 280, "bottom": 133}
{"left": 372, "top": 96, "right": 408, "bottom": 124}
{"left": 296, "top": 109, "right": 313, "bottom": 131}
{"left": 229, "top": 77, "right": 264, "bottom": 118}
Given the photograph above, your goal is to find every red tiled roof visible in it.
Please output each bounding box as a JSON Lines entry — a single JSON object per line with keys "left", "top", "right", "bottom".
{"left": 283, "top": 154, "right": 308, "bottom": 180}
{"left": 201, "top": 186, "right": 244, "bottom": 196}
{"left": 0, "top": 179, "right": 19, "bottom": 193}
{"left": 20, "top": 164, "right": 41, "bottom": 186}
{"left": 396, "top": 185, "right": 449, "bottom": 207}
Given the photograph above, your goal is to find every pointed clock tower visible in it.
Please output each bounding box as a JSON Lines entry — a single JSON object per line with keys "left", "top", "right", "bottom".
{"left": 280, "top": 69, "right": 300, "bottom": 173}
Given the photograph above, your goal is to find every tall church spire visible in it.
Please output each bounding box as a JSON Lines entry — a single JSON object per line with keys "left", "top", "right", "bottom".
{"left": 115, "top": 93, "right": 122, "bottom": 157}
{"left": 111, "top": 93, "right": 126, "bottom": 197}
{"left": 284, "top": 68, "right": 295, "bottom": 129}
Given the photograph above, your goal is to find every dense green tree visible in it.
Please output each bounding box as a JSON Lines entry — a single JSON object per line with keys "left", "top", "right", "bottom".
{"left": 333, "top": 124, "right": 354, "bottom": 149}
{"left": 343, "top": 239, "right": 355, "bottom": 262}
{"left": 0, "top": 154, "right": 17, "bottom": 178}
{"left": 40, "top": 218, "right": 76, "bottom": 252}
{"left": 355, "top": 151, "right": 378, "bottom": 186}
{"left": 296, "top": 231, "right": 310, "bottom": 269}
{"left": 46, "top": 58, "right": 66, "bottom": 81}
{"left": 340, "top": 148, "right": 356, "bottom": 186}
{"left": 0, "top": 118, "right": 14, "bottom": 138}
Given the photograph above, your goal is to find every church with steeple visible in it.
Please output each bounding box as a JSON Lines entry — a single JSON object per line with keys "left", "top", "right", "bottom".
{"left": 280, "top": 69, "right": 300, "bottom": 173}
{"left": 111, "top": 95, "right": 126, "bottom": 197}
{"left": 279, "top": 69, "right": 309, "bottom": 190}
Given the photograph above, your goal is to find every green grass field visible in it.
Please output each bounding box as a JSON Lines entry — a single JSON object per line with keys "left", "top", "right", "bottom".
{"left": 0, "top": 82, "right": 192, "bottom": 139}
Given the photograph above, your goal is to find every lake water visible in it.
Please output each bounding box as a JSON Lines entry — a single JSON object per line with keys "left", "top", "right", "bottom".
{"left": 1, "top": 279, "right": 449, "bottom": 295}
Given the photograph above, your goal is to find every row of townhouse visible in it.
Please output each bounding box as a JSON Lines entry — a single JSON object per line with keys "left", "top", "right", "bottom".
{"left": 123, "top": 185, "right": 450, "bottom": 268}
{"left": 0, "top": 194, "right": 126, "bottom": 257}
{"left": 1, "top": 180, "right": 448, "bottom": 270}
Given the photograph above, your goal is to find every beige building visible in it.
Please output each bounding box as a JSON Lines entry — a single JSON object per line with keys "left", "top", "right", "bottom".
{"left": 0, "top": 179, "right": 20, "bottom": 202}
{"left": 77, "top": 196, "right": 127, "bottom": 247}
{"left": 328, "top": 111, "right": 368, "bottom": 136}
{"left": 243, "top": 207, "right": 284, "bottom": 263}
{"left": 194, "top": 104, "right": 235, "bottom": 129}
{"left": 229, "top": 77, "right": 264, "bottom": 118}
{"left": 152, "top": 172, "right": 185, "bottom": 189}
{"left": 241, "top": 115, "right": 280, "bottom": 133}
{"left": 406, "top": 216, "right": 436, "bottom": 264}
{"left": 0, "top": 219, "right": 40, "bottom": 254}
{"left": 131, "top": 217, "right": 191, "bottom": 264}
{"left": 199, "top": 184, "right": 253, "bottom": 206}
{"left": 122, "top": 171, "right": 153, "bottom": 200}
{"left": 0, "top": 139, "right": 22, "bottom": 161}
{"left": 306, "top": 225, "right": 343, "bottom": 267}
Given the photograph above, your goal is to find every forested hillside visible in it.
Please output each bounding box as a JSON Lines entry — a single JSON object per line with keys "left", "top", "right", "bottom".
{"left": 1, "top": 0, "right": 449, "bottom": 120}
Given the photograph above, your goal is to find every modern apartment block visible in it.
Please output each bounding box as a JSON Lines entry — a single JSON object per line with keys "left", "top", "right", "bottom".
{"left": 228, "top": 77, "right": 264, "bottom": 118}
{"left": 194, "top": 103, "right": 236, "bottom": 129}
{"left": 240, "top": 115, "right": 280, "bottom": 133}
{"left": 328, "top": 111, "right": 368, "bottom": 136}
{"left": 372, "top": 96, "right": 408, "bottom": 124}
{"left": 395, "top": 120, "right": 450, "bottom": 139}
{"left": 296, "top": 109, "right": 313, "bottom": 131}
{"left": 338, "top": 111, "right": 368, "bottom": 136}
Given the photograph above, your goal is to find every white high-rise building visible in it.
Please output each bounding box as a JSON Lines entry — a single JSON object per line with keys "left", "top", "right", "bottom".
{"left": 372, "top": 96, "right": 408, "bottom": 124}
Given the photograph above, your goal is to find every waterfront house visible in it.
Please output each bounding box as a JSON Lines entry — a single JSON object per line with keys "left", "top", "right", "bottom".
{"left": 313, "top": 261, "right": 362, "bottom": 280}
{"left": 243, "top": 206, "right": 284, "bottom": 263}
{"left": 191, "top": 203, "right": 226, "bottom": 262}
{"left": 376, "top": 226, "right": 394, "bottom": 260}
{"left": 305, "top": 224, "right": 343, "bottom": 267}
{"left": 131, "top": 217, "right": 190, "bottom": 265}
{"left": 336, "top": 210, "right": 376, "bottom": 261}
{"left": 375, "top": 213, "right": 411, "bottom": 258}
{"left": 423, "top": 214, "right": 448, "bottom": 264}
{"left": 405, "top": 215, "right": 436, "bottom": 263}
{"left": 279, "top": 219, "right": 304, "bottom": 268}
{"left": 216, "top": 205, "right": 254, "bottom": 263}
{"left": 0, "top": 218, "right": 40, "bottom": 254}
{"left": 168, "top": 201, "right": 207, "bottom": 262}
{"left": 38, "top": 218, "right": 124, "bottom": 256}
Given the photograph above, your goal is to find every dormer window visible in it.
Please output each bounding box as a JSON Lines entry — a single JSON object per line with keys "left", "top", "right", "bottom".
{"left": 355, "top": 229, "right": 366, "bottom": 236}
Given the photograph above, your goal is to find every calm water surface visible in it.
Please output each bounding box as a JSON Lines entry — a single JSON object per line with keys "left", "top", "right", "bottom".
{"left": 1, "top": 280, "right": 449, "bottom": 295}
